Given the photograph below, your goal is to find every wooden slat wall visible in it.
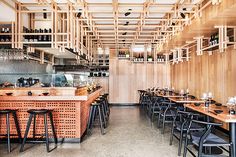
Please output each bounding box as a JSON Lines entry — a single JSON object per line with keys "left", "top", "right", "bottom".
{"left": 171, "top": 47, "right": 236, "bottom": 129}
{"left": 109, "top": 59, "right": 170, "bottom": 103}
{"left": 171, "top": 46, "right": 236, "bottom": 105}
{"left": 170, "top": 47, "right": 236, "bottom": 129}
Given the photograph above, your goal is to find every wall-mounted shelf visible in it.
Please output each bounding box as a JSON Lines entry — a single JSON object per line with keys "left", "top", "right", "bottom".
{"left": 118, "top": 56, "right": 130, "bottom": 60}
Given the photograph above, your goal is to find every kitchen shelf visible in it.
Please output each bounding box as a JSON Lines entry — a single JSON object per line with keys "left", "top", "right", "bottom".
{"left": 22, "top": 42, "right": 52, "bottom": 44}
{"left": 202, "top": 42, "right": 235, "bottom": 51}
{"left": 133, "top": 61, "right": 144, "bottom": 63}
{"left": 21, "top": 33, "right": 52, "bottom": 35}
{"left": 0, "top": 33, "right": 12, "bottom": 35}
{"left": 0, "top": 42, "right": 12, "bottom": 44}
{"left": 118, "top": 57, "right": 130, "bottom": 60}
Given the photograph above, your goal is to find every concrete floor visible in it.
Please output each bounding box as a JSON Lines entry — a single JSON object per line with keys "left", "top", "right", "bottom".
{"left": 1, "top": 106, "right": 188, "bottom": 157}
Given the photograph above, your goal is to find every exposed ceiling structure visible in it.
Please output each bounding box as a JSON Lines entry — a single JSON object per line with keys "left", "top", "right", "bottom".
{"left": 12, "top": 0, "right": 203, "bottom": 50}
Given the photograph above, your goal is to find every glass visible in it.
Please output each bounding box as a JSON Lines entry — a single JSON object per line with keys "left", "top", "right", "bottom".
{"left": 0, "top": 73, "right": 94, "bottom": 88}
{"left": 227, "top": 97, "right": 236, "bottom": 115}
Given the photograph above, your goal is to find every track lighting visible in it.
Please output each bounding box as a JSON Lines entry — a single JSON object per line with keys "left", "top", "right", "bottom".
{"left": 77, "top": 9, "right": 82, "bottom": 18}
{"left": 124, "top": 21, "right": 129, "bottom": 26}
{"left": 180, "top": 8, "right": 187, "bottom": 19}
{"left": 43, "top": 9, "right": 47, "bottom": 19}
{"left": 124, "top": 9, "right": 132, "bottom": 16}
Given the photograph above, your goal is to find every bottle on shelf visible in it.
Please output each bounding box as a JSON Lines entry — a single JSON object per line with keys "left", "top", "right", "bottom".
{"left": 48, "top": 28, "right": 52, "bottom": 41}
{"left": 38, "top": 29, "right": 43, "bottom": 41}
{"left": 215, "top": 33, "right": 219, "bottom": 45}
{"left": 43, "top": 29, "right": 47, "bottom": 41}
{"left": 1, "top": 28, "right": 5, "bottom": 33}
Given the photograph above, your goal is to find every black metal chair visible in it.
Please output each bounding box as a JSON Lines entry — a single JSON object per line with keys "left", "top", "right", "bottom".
{"left": 0, "top": 109, "right": 22, "bottom": 153}
{"left": 150, "top": 96, "right": 169, "bottom": 122}
{"left": 158, "top": 101, "right": 177, "bottom": 134}
{"left": 20, "top": 109, "right": 57, "bottom": 153}
{"left": 183, "top": 120, "right": 232, "bottom": 157}
{"left": 169, "top": 111, "right": 204, "bottom": 156}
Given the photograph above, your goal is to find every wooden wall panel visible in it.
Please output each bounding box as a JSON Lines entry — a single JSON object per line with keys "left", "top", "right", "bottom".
{"left": 109, "top": 60, "right": 170, "bottom": 104}
{"left": 91, "top": 77, "right": 109, "bottom": 94}
{"left": 171, "top": 46, "right": 236, "bottom": 105}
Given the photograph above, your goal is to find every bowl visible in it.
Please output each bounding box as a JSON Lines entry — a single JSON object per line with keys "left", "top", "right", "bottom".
{"left": 214, "top": 110, "right": 223, "bottom": 114}
{"left": 194, "top": 103, "right": 201, "bottom": 107}
{"left": 42, "top": 92, "right": 49, "bottom": 96}
{"left": 5, "top": 92, "right": 13, "bottom": 96}
{"left": 215, "top": 103, "right": 222, "bottom": 107}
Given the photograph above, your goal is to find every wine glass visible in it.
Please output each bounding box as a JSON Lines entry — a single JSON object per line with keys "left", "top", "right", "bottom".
{"left": 227, "top": 97, "right": 236, "bottom": 115}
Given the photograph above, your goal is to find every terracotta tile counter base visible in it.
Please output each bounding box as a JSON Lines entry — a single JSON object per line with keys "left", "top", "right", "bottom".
{"left": 0, "top": 88, "right": 103, "bottom": 143}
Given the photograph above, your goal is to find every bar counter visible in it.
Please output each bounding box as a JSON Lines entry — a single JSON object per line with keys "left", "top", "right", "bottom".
{"left": 0, "top": 87, "right": 103, "bottom": 142}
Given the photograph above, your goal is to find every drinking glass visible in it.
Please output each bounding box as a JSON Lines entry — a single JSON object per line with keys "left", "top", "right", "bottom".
{"left": 227, "top": 97, "right": 236, "bottom": 116}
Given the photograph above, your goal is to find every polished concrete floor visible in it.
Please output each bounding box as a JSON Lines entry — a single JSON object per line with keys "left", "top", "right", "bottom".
{"left": 1, "top": 106, "right": 188, "bottom": 157}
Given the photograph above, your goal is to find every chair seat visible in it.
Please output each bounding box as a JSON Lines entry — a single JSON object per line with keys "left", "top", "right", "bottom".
{"left": 160, "top": 110, "right": 174, "bottom": 117}
{"left": 192, "top": 132, "right": 230, "bottom": 147}
{"left": 201, "top": 154, "right": 228, "bottom": 157}
{"left": 0, "top": 109, "right": 17, "bottom": 114}
{"left": 27, "top": 109, "right": 51, "bottom": 114}
{"left": 175, "top": 121, "right": 204, "bottom": 131}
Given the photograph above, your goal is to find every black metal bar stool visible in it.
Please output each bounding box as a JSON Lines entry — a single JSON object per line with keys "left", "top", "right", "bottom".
{"left": 87, "top": 100, "right": 106, "bottom": 135}
{"left": 0, "top": 109, "right": 22, "bottom": 153}
{"left": 20, "top": 109, "right": 57, "bottom": 153}
{"left": 98, "top": 96, "right": 109, "bottom": 125}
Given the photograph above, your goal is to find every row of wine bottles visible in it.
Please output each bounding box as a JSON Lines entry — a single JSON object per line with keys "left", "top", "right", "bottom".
{"left": 209, "top": 33, "right": 219, "bottom": 46}
{"left": 23, "top": 28, "right": 52, "bottom": 42}
{"left": 0, "top": 27, "right": 12, "bottom": 42}
{"left": 118, "top": 51, "right": 130, "bottom": 58}
{"left": 157, "top": 55, "right": 165, "bottom": 62}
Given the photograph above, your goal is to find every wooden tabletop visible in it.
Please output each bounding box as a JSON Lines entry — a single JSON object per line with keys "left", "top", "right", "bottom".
{"left": 169, "top": 97, "right": 205, "bottom": 103}
{"left": 155, "top": 92, "right": 184, "bottom": 98}
{"left": 185, "top": 103, "right": 236, "bottom": 123}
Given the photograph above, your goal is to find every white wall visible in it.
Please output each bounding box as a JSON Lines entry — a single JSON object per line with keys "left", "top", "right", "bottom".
{"left": 0, "top": 2, "right": 15, "bottom": 22}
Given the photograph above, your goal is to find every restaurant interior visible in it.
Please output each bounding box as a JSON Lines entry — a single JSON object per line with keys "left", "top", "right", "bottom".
{"left": 0, "top": 0, "right": 236, "bottom": 157}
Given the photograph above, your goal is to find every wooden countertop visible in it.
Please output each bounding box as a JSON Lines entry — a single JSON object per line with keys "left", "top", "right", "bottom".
{"left": 0, "top": 88, "right": 103, "bottom": 101}
{"left": 185, "top": 103, "right": 236, "bottom": 123}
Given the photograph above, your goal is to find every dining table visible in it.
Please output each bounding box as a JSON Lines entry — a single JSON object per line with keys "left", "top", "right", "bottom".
{"left": 185, "top": 103, "right": 236, "bottom": 157}
{"left": 169, "top": 97, "right": 205, "bottom": 104}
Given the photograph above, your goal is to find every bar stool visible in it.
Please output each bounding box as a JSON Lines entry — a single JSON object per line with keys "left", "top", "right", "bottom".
{"left": 99, "top": 96, "right": 109, "bottom": 124}
{"left": 87, "top": 100, "right": 106, "bottom": 135}
{"left": 0, "top": 109, "right": 22, "bottom": 153}
{"left": 20, "top": 109, "right": 57, "bottom": 153}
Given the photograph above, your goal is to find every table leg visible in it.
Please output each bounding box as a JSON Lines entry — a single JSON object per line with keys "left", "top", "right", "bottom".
{"left": 230, "top": 123, "right": 236, "bottom": 157}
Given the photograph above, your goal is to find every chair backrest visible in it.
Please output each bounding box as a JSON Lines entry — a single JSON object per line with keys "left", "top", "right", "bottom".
{"left": 187, "top": 120, "right": 222, "bottom": 144}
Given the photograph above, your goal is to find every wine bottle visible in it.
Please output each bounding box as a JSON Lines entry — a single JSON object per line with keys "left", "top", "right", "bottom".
{"left": 34, "top": 29, "right": 38, "bottom": 42}
{"left": 5, "top": 28, "right": 10, "bottom": 42}
{"left": 48, "top": 28, "right": 52, "bottom": 41}
{"left": 43, "top": 29, "right": 47, "bottom": 41}
{"left": 1, "top": 28, "right": 4, "bottom": 33}
{"left": 24, "top": 28, "right": 28, "bottom": 42}
{"left": 38, "top": 29, "right": 42, "bottom": 41}
{"left": 29, "top": 29, "right": 33, "bottom": 42}
{"left": 209, "top": 35, "right": 212, "bottom": 46}
{"left": 215, "top": 33, "right": 219, "bottom": 44}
